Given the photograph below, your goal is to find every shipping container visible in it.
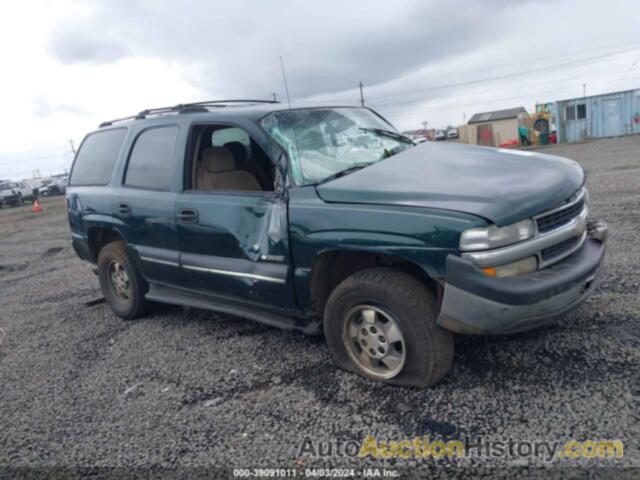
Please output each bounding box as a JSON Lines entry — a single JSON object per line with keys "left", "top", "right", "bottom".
{"left": 556, "top": 89, "right": 640, "bottom": 143}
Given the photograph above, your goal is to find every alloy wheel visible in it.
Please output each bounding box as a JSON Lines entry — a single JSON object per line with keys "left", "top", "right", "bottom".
{"left": 108, "top": 261, "right": 131, "bottom": 301}
{"left": 343, "top": 305, "right": 406, "bottom": 379}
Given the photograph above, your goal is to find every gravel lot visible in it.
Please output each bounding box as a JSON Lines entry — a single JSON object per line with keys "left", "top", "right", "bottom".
{"left": 1, "top": 136, "right": 638, "bottom": 477}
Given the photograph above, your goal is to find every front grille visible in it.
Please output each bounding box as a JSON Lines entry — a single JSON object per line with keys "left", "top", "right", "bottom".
{"left": 536, "top": 196, "right": 585, "bottom": 233}
{"left": 541, "top": 236, "right": 580, "bottom": 261}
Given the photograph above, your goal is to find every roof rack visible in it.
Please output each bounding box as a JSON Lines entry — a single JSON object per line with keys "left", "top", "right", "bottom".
{"left": 99, "top": 99, "right": 280, "bottom": 128}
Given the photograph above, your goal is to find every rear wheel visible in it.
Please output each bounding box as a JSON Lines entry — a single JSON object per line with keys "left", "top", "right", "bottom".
{"left": 97, "top": 240, "right": 149, "bottom": 320}
{"left": 324, "top": 268, "right": 454, "bottom": 387}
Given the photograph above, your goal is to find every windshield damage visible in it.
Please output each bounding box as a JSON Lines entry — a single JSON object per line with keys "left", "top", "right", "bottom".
{"left": 261, "top": 108, "right": 414, "bottom": 185}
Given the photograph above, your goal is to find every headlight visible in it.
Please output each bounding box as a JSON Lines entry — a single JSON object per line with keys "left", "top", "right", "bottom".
{"left": 460, "top": 219, "right": 535, "bottom": 251}
{"left": 481, "top": 256, "right": 538, "bottom": 278}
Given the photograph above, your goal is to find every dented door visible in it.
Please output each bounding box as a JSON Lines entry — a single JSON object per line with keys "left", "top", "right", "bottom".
{"left": 175, "top": 191, "right": 296, "bottom": 308}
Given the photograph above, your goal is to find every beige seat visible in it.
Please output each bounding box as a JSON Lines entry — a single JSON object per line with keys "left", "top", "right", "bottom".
{"left": 196, "top": 147, "right": 261, "bottom": 191}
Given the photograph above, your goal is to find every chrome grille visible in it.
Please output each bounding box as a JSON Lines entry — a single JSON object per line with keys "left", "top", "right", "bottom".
{"left": 541, "top": 235, "right": 581, "bottom": 261}
{"left": 464, "top": 188, "right": 589, "bottom": 271}
{"left": 536, "top": 195, "right": 585, "bottom": 233}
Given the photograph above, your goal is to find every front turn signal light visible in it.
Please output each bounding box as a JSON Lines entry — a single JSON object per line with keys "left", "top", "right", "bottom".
{"left": 482, "top": 266, "right": 498, "bottom": 277}
{"left": 481, "top": 256, "right": 538, "bottom": 278}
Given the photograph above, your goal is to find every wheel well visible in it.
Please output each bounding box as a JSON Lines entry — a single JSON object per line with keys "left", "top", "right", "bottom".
{"left": 309, "top": 250, "right": 438, "bottom": 317}
{"left": 87, "top": 228, "right": 125, "bottom": 262}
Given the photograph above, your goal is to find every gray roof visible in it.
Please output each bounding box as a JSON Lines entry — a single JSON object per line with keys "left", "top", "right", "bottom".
{"left": 97, "top": 102, "right": 371, "bottom": 129}
{"left": 468, "top": 106, "right": 528, "bottom": 124}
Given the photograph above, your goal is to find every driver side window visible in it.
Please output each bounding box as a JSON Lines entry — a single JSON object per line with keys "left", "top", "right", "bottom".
{"left": 187, "top": 125, "right": 275, "bottom": 193}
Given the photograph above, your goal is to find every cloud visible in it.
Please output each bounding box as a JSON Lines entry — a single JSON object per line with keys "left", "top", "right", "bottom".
{"left": 47, "top": 22, "right": 129, "bottom": 64}
{"left": 32, "top": 95, "right": 88, "bottom": 118}
{"left": 0, "top": 145, "right": 74, "bottom": 181}
{"left": 1, "top": 0, "right": 639, "bottom": 180}
{"left": 44, "top": 0, "right": 530, "bottom": 98}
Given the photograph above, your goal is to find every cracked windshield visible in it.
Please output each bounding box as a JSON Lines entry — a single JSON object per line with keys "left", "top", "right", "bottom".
{"left": 261, "top": 107, "right": 414, "bottom": 185}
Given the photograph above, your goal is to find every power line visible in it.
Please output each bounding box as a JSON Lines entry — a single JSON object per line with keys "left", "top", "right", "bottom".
{"left": 370, "top": 65, "right": 640, "bottom": 108}
{"left": 378, "top": 76, "right": 640, "bottom": 120}
{"left": 384, "top": 41, "right": 640, "bottom": 93}
{"left": 296, "top": 43, "right": 640, "bottom": 103}
{"left": 388, "top": 78, "right": 639, "bottom": 117}
{"left": 304, "top": 43, "right": 640, "bottom": 106}
{"left": 365, "top": 45, "right": 640, "bottom": 102}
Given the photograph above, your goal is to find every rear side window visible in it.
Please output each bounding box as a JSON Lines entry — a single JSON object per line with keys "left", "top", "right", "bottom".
{"left": 69, "top": 128, "right": 127, "bottom": 186}
{"left": 124, "top": 125, "right": 179, "bottom": 190}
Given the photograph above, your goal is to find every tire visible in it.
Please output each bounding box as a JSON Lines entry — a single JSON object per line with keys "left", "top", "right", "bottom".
{"left": 324, "top": 268, "right": 454, "bottom": 388}
{"left": 97, "top": 240, "right": 149, "bottom": 320}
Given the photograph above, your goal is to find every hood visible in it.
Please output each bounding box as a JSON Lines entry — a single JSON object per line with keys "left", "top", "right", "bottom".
{"left": 316, "top": 142, "right": 584, "bottom": 226}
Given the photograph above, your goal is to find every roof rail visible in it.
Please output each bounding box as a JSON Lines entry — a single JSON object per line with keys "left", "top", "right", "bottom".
{"left": 99, "top": 114, "right": 144, "bottom": 128}
{"left": 99, "top": 99, "right": 280, "bottom": 127}
{"left": 182, "top": 99, "right": 279, "bottom": 107}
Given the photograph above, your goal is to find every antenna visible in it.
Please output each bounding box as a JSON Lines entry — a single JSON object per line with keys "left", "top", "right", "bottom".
{"left": 280, "top": 56, "right": 292, "bottom": 108}
{"left": 359, "top": 81, "right": 365, "bottom": 107}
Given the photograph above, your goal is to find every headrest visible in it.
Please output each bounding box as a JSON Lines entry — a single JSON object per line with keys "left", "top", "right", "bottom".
{"left": 201, "top": 147, "right": 235, "bottom": 173}
{"left": 224, "top": 141, "right": 247, "bottom": 160}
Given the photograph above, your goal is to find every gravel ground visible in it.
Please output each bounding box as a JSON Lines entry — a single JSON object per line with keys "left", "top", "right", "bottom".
{"left": 1, "top": 136, "right": 638, "bottom": 478}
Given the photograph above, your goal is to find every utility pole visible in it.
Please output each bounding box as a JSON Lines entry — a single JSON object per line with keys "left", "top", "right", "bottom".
{"left": 359, "top": 81, "right": 365, "bottom": 107}
{"left": 583, "top": 83, "right": 586, "bottom": 98}
{"left": 69, "top": 139, "right": 76, "bottom": 155}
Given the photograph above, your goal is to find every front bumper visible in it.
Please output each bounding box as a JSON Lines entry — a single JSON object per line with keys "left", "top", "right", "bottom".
{"left": 437, "top": 220, "right": 607, "bottom": 335}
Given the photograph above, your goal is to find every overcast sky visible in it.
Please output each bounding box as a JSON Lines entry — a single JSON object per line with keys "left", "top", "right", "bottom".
{"left": 1, "top": 0, "right": 639, "bottom": 180}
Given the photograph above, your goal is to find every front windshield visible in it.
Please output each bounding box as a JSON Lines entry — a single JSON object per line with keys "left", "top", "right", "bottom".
{"left": 261, "top": 107, "right": 413, "bottom": 185}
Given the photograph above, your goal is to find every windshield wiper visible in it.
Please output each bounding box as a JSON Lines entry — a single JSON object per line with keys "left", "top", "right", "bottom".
{"left": 359, "top": 127, "right": 414, "bottom": 144}
{"left": 315, "top": 162, "right": 374, "bottom": 185}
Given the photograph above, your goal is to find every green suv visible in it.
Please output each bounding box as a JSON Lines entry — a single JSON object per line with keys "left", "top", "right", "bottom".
{"left": 67, "top": 101, "right": 607, "bottom": 387}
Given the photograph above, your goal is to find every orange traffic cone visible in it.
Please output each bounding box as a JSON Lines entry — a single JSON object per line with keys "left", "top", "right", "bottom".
{"left": 33, "top": 200, "right": 42, "bottom": 213}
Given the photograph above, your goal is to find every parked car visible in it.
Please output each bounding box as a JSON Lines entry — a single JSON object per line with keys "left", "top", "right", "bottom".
{"left": 446, "top": 127, "right": 459, "bottom": 139}
{"left": 67, "top": 101, "right": 607, "bottom": 387}
{"left": 37, "top": 180, "right": 55, "bottom": 196}
{"left": 0, "top": 181, "right": 33, "bottom": 207}
{"left": 435, "top": 130, "right": 446, "bottom": 141}
{"left": 39, "top": 175, "right": 68, "bottom": 196}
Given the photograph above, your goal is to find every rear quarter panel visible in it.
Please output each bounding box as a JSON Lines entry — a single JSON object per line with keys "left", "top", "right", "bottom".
{"left": 66, "top": 186, "right": 117, "bottom": 261}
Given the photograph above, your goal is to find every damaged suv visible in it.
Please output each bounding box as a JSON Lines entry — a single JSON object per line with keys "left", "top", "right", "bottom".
{"left": 67, "top": 101, "right": 607, "bottom": 387}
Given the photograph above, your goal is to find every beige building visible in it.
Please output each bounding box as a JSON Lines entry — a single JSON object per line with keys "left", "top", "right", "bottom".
{"left": 460, "top": 107, "right": 529, "bottom": 147}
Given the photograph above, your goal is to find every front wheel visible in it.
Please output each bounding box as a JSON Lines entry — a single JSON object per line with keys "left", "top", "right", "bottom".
{"left": 97, "top": 240, "right": 150, "bottom": 320}
{"left": 324, "top": 268, "right": 454, "bottom": 388}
